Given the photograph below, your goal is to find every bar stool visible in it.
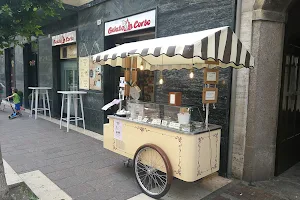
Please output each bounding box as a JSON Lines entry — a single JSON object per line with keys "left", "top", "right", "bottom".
{"left": 57, "top": 91, "right": 87, "bottom": 132}
{"left": 29, "top": 87, "right": 52, "bottom": 119}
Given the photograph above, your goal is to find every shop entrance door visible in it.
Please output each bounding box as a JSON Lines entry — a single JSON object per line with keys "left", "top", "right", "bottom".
{"left": 275, "top": 1, "right": 300, "bottom": 175}
{"left": 24, "top": 44, "right": 38, "bottom": 108}
{"left": 60, "top": 60, "right": 78, "bottom": 115}
{"left": 276, "top": 47, "right": 300, "bottom": 175}
{"left": 4, "top": 48, "right": 15, "bottom": 96}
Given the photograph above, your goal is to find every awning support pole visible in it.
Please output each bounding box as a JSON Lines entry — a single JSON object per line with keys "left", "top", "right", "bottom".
{"left": 205, "top": 103, "right": 209, "bottom": 129}
{"left": 205, "top": 84, "right": 210, "bottom": 129}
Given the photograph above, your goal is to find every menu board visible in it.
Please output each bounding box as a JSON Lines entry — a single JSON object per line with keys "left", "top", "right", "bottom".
{"left": 114, "top": 120, "right": 122, "bottom": 140}
{"left": 204, "top": 68, "right": 219, "bottom": 84}
{"left": 89, "top": 61, "right": 102, "bottom": 91}
{"left": 79, "top": 57, "right": 90, "bottom": 90}
{"left": 202, "top": 88, "right": 219, "bottom": 104}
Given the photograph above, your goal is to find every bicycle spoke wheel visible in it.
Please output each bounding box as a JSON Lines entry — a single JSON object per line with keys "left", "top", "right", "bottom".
{"left": 134, "top": 144, "right": 172, "bottom": 199}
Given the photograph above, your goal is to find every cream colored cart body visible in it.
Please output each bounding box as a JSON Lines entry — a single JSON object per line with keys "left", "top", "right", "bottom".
{"left": 104, "top": 116, "right": 221, "bottom": 182}
{"left": 104, "top": 116, "right": 221, "bottom": 198}
{"left": 93, "top": 27, "right": 254, "bottom": 199}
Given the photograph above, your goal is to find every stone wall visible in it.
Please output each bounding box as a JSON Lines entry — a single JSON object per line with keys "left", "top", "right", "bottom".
{"left": 240, "top": 0, "right": 293, "bottom": 182}
{"left": 14, "top": 46, "right": 25, "bottom": 94}
{"left": 231, "top": 0, "right": 254, "bottom": 179}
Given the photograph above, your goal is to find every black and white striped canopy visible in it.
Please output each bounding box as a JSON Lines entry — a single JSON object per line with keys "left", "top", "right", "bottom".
{"left": 92, "top": 26, "right": 254, "bottom": 70}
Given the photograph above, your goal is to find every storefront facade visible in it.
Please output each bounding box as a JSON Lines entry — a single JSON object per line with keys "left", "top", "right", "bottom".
{"left": 1, "top": 0, "right": 300, "bottom": 183}
{"left": 0, "top": 0, "right": 236, "bottom": 176}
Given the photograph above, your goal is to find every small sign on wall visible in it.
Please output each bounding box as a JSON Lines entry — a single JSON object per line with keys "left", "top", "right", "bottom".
{"left": 89, "top": 61, "right": 102, "bottom": 91}
{"left": 168, "top": 92, "right": 182, "bottom": 106}
{"left": 79, "top": 57, "right": 90, "bottom": 90}
{"left": 60, "top": 44, "right": 77, "bottom": 59}
{"left": 202, "top": 88, "right": 218, "bottom": 104}
{"left": 204, "top": 68, "right": 219, "bottom": 84}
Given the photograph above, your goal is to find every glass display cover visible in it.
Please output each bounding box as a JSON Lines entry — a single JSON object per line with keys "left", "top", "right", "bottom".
{"left": 126, "top": 101, "right": 205, "bottom": 133}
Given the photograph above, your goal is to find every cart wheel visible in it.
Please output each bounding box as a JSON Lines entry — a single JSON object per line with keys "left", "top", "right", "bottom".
{"left": 134, "top": 144, "right": 173, "bottom": 199}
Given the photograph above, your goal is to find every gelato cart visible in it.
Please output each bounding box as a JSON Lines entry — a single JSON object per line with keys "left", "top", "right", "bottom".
{"left": 92, "top": 26, "right": 254, "bottom": 199}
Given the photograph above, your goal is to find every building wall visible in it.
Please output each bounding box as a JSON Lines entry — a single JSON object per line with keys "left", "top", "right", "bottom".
{"left": 38, "top": 14, "right": 78, "bottom": 117}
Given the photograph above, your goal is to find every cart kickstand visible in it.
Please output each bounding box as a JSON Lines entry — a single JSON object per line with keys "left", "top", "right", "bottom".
{"left": 124, "top": 159, "right": 133, "bottom": 168}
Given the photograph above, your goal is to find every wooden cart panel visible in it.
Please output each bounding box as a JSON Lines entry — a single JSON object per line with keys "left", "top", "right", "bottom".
{"left": 104, "top": 118, "right": 221, "bottom": 182}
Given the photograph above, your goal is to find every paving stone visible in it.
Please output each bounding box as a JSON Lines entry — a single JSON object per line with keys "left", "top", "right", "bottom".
{"left": 65, "top": 184, "right": 96, "bottom": 198}
{"left": 87, "top": 172, "right": 133, "bottom": 190}
{"left": 46, "top": 168, "right": 76, "bottom": 181}
{"left": 39, "top": 165, "right": 57, "bottom": 174}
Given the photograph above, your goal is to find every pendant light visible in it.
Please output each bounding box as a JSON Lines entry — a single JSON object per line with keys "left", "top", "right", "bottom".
{"left": 189, "top": 58, "right": 195, "bottom": 79}
{"left": 189, "top": 68, "right": 194, "bottom": 79}
{"left": 159, "top": 71, "right": 164, "bottom": 85}
{"left": 140, "top": 61, "right": 144, "bottom": 70}
{"left": 159, "top": 55, "right": 164, "bottom": 84}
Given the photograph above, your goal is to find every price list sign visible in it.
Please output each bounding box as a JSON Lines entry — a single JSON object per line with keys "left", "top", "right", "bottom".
{"left": 114, "top": 120, "right": 123, "bottom": 140}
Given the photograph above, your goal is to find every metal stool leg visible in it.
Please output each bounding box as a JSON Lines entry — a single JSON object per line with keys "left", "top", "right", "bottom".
{"left": 42, "top": 93, "right": 46, "bottom": 116}
{"left": 46, "top": 90, "right": 51, "bottom": 119}
{"left": 67, "top": 95, "right": 71, "bottom": 132}
{"left": 74, "top": 94, "right": 78, "bottom": 127}
{"left": 60, "top": 94, "right": 65, "bottom": 129}
{"left": 79, "top": 94, "right": 85, "bottom": 130}
{"left": 35, "top": 89, "right": 39, "bottom": 119}
{"left": 30, "top": 91, "right": 34, "bottom": 117}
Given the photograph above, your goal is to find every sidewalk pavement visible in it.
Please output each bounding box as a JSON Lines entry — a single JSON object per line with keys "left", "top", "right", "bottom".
{"left": 0, "top": 111, "right": 231, "bottom": 200}
{"left": 203, "top": 163, "right": 300, "bottom": 200}
{"left": 2, "top": 110, "right": 299, "bottom": 200}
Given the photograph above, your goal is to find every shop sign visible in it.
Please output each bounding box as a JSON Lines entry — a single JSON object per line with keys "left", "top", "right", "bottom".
{"left": 105, "top": 10, "right": 156, "bottom": 36}
{"left": 52, "top": 31, "right": 76, "bottom": 46}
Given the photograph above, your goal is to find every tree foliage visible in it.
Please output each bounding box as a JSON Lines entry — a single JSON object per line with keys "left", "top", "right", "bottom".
{"left": 0, "top": 0, "right": 63, "bottom": 53}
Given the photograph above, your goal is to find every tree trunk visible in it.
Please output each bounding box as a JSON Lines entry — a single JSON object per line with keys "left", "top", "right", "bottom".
{"left": 0, "top": 145, "right": 10, "bottom": 200}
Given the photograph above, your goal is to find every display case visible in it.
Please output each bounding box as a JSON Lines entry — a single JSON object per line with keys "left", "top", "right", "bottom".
{"left": 126, "top": 101, "right": 205, "bottom": 133}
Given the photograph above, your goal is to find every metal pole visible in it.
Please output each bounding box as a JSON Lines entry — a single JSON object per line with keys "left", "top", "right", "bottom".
{"left": 205, "top": 103, "right": 209, "bottom": 129}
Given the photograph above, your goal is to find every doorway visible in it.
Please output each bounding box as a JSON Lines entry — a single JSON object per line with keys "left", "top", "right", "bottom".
{"left": 60, "top": 60, "right": 78, "bottom": 92}
{"left": 60, "top": 60, "right": 78, "bottom": 115}
{"left": 4, "top": 48, "right": 15, "bottom": 96}
{"left": 24, "top": 43, "right": 38, "bottom": 108}
{"left": 276, "top": 1, "right": 300, "bottom": 175}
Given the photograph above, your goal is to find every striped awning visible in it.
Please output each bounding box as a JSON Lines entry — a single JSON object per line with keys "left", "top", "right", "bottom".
{"left": 92, "top": 26, "right": 254, "bottom": 70}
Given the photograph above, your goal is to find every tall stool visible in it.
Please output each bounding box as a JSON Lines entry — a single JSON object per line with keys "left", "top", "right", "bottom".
{"left": 29, "top": 87, "right": 52, "bottom": 119}
{"left": 57, "top": 91, "right": 87, "bottom": 132}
